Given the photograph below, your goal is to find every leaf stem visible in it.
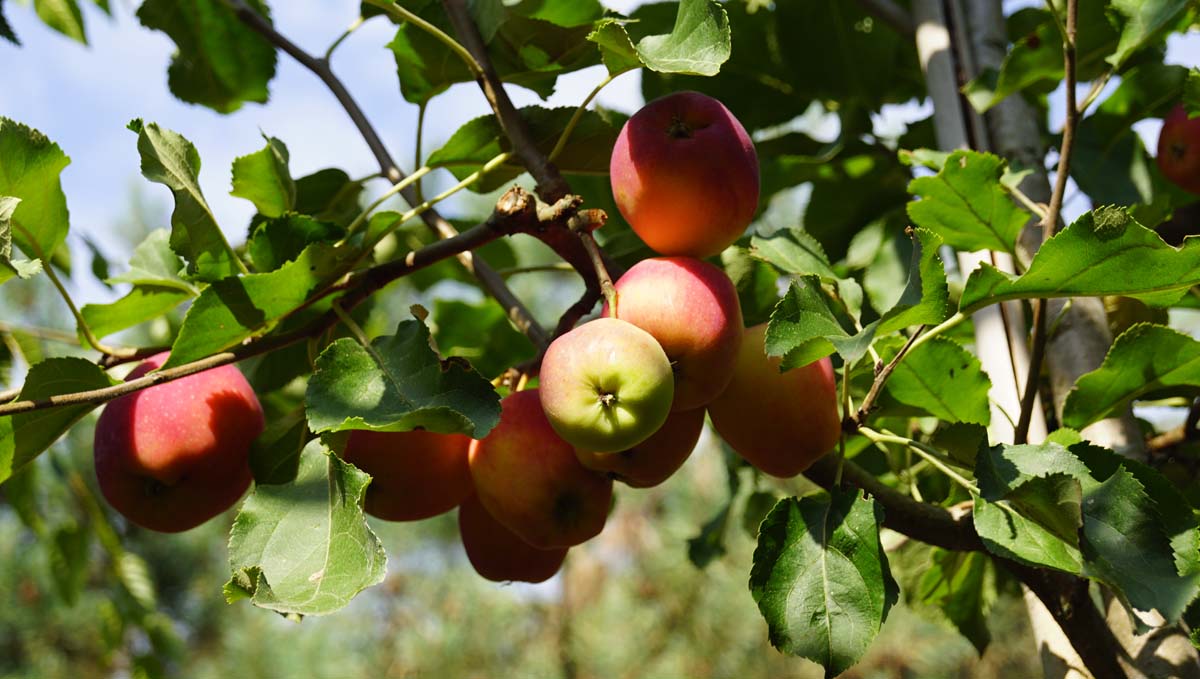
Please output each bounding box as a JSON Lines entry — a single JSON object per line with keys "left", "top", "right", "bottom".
{"left": 361, "top": 0, "right": 483, "bottom": 77}
{"left": 855, "top": 325, "right": 926, "bottom": 424}
{"left": 323, "top": 15, "right": 365, "bottom": 63}
{"left": 858, "top": 426, "right": 980, "bottom": 494}
{"left": 907, "top": 312, "right": 965, "bottom": 353}
{"left": 341, "top": 166, "right": 433, "bottom": 242}
{"left": 548, "top": 72, "right": 618, "bottom": 163}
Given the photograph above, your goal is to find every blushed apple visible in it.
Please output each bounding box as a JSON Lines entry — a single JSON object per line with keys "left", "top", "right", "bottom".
{"left": 1157, "top": 104, "right": 1200, "bottom": 195}
{"left": 707, "top": 324, "right": 840, "bottom": 477}
{"left": 93, "top": 352, "right": 263, "bottom": 533}
{"left": 468, "top": 389, "right": 613, "bottom": 548}
{"left": 458, "top": 493, "right": 567, "bottom": 583}
{"left": 610, "top": 91, "right": 759, "bottom": 258}
{"left": 575, "top": 407, "right": 705, "bottom": 488}
{"left": 342, "top": 429, "right": 473, "bottom": 521}
{"left": 538, "top": 317, "right": 674, "bottom": 453}
{"left": 608, "top": 256, "right": 743, "bottom": 411}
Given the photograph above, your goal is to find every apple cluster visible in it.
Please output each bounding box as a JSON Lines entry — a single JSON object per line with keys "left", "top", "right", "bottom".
{"left": 88, "top": 91, "right": 841, "bottom": 586}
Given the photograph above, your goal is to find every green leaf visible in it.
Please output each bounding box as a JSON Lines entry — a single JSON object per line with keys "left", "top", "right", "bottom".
{"left": 588, "top": 18, "right": 641, "bottom": 75}
{"left": 916, "top": 550, "right": 995, "bottom": 653}
{"left": 293, "top": 169, "right": 365, "bottom": 228}
{"left": 247, "top": 214, "right": 344, "bottom": 272}
{"left": 34, "top": 0, "right": 86, "bottom": 43}
{"left": 765, "top": 277, "right": 876, "bottom": 367}
{"left": 105, "top": 229, "right": 191, "bottom": 292}
{"left": 1063, "top": 324, "right": 1200, "bottom": 430}
{"left": 742, "top": 490, "right": 778, "bottom": 537}
{"left": 131, "top": 122, "right": 244, "bottom": 282}
{"left": 163, "top": 242, "right": 353, "bottom": 368}
{"left": 226, "top": 440, "right": 386, "bottom": 616}
{"left": 959, "top": 209, "right": 1200, "bottom": 314}
{"left": 0, "top": 358, "right": 119, "bottom": 484}
{"left": 48, "top": 521, "right": 90, "bottom": 605}
{"left": 1080, "top": 468, "right": 1197, "bottom": 621}
{"left": 136, "top": 0, "right": 277, "bottom": 113}
{"left": 305, "top": 317, "right": 501, "bottom": 438}
{"left": 80, "top": 285, "right": 192, "bottom": 340}
{"left": 885, "top": 337, "right": 991, "bottom": 425}
{"left": 1107, "top": 0, "right": 1190, "bottom": 68}
{"left": 432, "top": 299, "right": 536, "bottom": 380}
{"left": 749, "top": 227, "right": 837, "bottom": 280}
{"left": 721, "top": 246, "right": 780, "bottom": 327}
{"left": 635, "top": 0, "right": 730, "bottom": 76}
{"left": 906, "top": 150, "right": 1030, "bottom": 254}
{"left": 749, "top": 489, "right": 894, "bottom": 677}
{"left": 231, "top": 136, "right": 295, "bottom": 218}
{"left": 1185, "top": 69, "right": 1200, "bottom": 118}
{"left": 0, "top": 0, "right": 20, "bottom": 45}
{"left": 249, "top": 408, "right": 309, "bottom": 485}
{"left": 0, "top": 196, "right": 42, "bottom": 283}
{"left": 426, "top": 106, "right": 618, "bottom": 192}
{"left": 509, "top": 0, "right": 601, "bottom": 27}
{"left": 0, "top": 119, "right": 71, "bottom": 268}
{"left": 875, "top": 228, "right": 951, "bottom": 334}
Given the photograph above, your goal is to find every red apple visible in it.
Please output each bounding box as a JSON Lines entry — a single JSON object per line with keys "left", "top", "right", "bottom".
{"left": 469, "top": 389, "right": 613, "bottom": 548}
{"left": 707, "top": 324, "right": 840, "bottom": 477}
{"left": 93, "top": 352, "right": 263, "bottom": 532}
{"left": 342, "top": 429, "right": 473, "bottom": 521}
{"left": 1157, "top": 104, "right": 1200, "bottom": 195}
{"left": 608, "top": 257, "right": 743, "bottom": 411}
{"left": 538, "top": 317, "right": 674, "bottom": 453}
{"left": 610, "top": 91, "right": 759, "bottom": 258}
{"left": 575, "top": 407, "right": 705, "bottom": 488}
{"left": 458, "top": 493, "right": 567, "bottom": 583}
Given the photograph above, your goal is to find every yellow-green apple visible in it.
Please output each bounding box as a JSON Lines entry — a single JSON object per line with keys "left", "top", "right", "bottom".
{"left": 538, "top": 317, "right": 674, "bottom": 453}
{"left": 707, "top": 324, "right": 840, "bottom": 477}
{"left": 1157, "top": 104, "right": 1200, "bottom": 195}
{"left": 575, "top": 407, "right": 705, "bottom": 488}
{"left": 93, "top": 352, "right": 263, "bottom": 532}
{"left": 469, "top": 389, "right": 613, "bottom": 548}
{"left": 342, "top": 429, "right": 472, "bottom": 521}
{"left": 608, "top": 257, "right": 743, "bottom": 411}
{"left": 610, "top": 91, "right": 759, "bottom": 258}
{"left": 458, "top": 493, "right": 567, "bottom": 583}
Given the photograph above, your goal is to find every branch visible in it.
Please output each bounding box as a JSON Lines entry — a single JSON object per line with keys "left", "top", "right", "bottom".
{"left": 854, "top": 0, "right": 916, "bottom": 35}
{"left": 1014, "top": 0, "right": 1079, "bottom": 444}
{"left": 227, "top": 0, "right": 549, "bottom": 349}
{"left": 854, "top": 325, "right": 926, "bottom": 425}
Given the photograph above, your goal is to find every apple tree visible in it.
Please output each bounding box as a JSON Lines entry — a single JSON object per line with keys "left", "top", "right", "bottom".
{"left": 2, "top": 0, "right": 1200, "bottom": 677}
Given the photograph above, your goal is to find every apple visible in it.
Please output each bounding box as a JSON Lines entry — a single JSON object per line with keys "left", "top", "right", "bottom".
{"left": 469, "top": 389, "right": 613, "bottom": 548}
{"left": 342, "top": 429, "right": 473, "bottom": 521}
{"left": 1157, "top": 104, "right": 1200, "bottom": 195}
{"left": 575, "top": 407, "right": 705, "bottom": 488}
{"left": 610, "top": 91, "right": 759, "bottom": 258}
{"left": 707, "top": 324, "right": 840, "bottom": 477}
{"left": 458, "top": 493, "right": 567, "bottom": 583}
{"left": 608, "top": 256, "right": 743, "bottom": 411}
{"left": 538, "top": 317, "right": 674, "bottom": 453}
{"left": 93, "top": 352, "right": 263, "bottom": 532}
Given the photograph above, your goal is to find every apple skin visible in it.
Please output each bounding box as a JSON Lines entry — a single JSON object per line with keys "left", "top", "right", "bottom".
{"left": 706, "top": 324, "right": 840, "bottom": 477}
{"left": 342, "top": 429, "right": 473, "bottom": 522}
{"left": 575, "top": 407, "right": 705, "bottom": 488}
{"left": 1157, "top": 104, "right": 1200, "bottom": 195}
{"left": 538, "top": 317, "right": 674, "bottom": 453}
{"left": 469, "top": 389, "right": 613, "bottom": 549}
{"left": 607, "top": 257, "right": 743, "bottom": 411}
{"left": 458, "top": 493, "right": 567, "bottom": 583}
{"left": 93, "top": 352, "right": 263, "bottom": 533}
{"left": 610, "top": 91, "right": 759, "bottom": 258}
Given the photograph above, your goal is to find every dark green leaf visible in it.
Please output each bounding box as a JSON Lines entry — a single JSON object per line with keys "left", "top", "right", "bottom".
{"left": 226, "top": 440, "right": 386, "bottom": 616}
{"left": 48, "top": 521, "right": 90, "bottom": 605}
{"left": 0, "top": 119, "right": 71, "bottom": 269}
{"left": 1063, "top": 324, "right": 1200, "bottom": 430}
{"left": 305, "top": 317, "right": 501, "bottom": 437}
{"left": 231, "top": 136, "right": 295, "bottom": 218}
{"left": 1185, "top": 69, "right": 1200, "bottom": 117}
{"left": 509, "top": 0, "right": 601, "bottom": 27}
{"left": 1108, "top": 0, "right": 1190, "bottom": 68}
{"left": 742, "top": 490, "right": 778, "bottom": 537}
{"left": 249, "top": 408, "right": 309, "bottom": 485}
{"left": 136, "top": 0, "right": 277, "bottom": 113}
{"left": 960, "top": 209, "right": 1200, "bottom": 314}
{"left": 906, "top": 150, "right": 1030, "bottom": 254}
{"left": 432, "top": 299, "right": 536, "bottom": 379}
{"left": 875, "top": 228, "right": 951, "bottom": 333}
{"left": 0, "top": 358, "right": 119, "bottom": 484}
{"left": 293, "top": 169, "right": 364, "bottom": 228}
{"left": 721, "top": 246, "right": 780, "bottom": 327}
{"left": 687, "top": 505, "right": 731, "bottom": 568}
{"left": 131, "top": 122, "right": 244, "bottom": 282}
{"left": 247, "top": 214, "right": 344, "bottom": 272}
{"left": 885, "top": 337, "right": 991, "bottom": 425}
{"left": 749, "top": 489, "right": 893, "bottom": 677}
{"left": 917, "top": 550, "right": 995, "bottom": 653}
{"left": 0, "top": 0, "right": 19, "bottom": 45}
{"left": 766, "top": 277, "right": 875, "bottom": 367}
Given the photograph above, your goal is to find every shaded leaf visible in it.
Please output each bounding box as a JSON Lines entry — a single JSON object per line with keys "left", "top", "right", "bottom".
{"left": 886, "top": 337, "right": 991, "bottom": 425}
{"left": 765, "top": 277, "right": 875, "bottom": 367}
{"left": 906, "top": 150, "right": 1029, "bottom": 254}
{"left": 231, "top": 135, "right": 295, "bottom": 218}
{"left": 1108, "top": 0, "right": 1190, "bottom": 68}
{"left": 247, "top": 214, "right": 344, "bottom": 272}
{"left": 432, "top": 299, "right": 536, "bottom": 380}
{"left": 875, "top": 228, "right": 950, "bottom": 333}
{"left": 750, "top": 227, "right": 836, "bottom": 279}
{"left": 249, "top": 408, "right": 309, "bottom": 485}
{"left": 917, "top": 550, "right": 995, "bottom": 653}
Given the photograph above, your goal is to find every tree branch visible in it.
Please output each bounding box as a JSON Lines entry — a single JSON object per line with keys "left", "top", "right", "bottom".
{"left": 227, "top": 0, "right": 549, "bottom": 349}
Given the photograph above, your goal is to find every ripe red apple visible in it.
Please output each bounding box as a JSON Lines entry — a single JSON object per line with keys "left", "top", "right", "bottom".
{"left": 707, "top": 324, "right": 840, "bottom": 477}
{"left": 607, "top": 257, "right": 743, "bottom": 411}
{"left": 575, "top": 407, "right": 705, "bottom": 488}
{"left": 93, "top": 352, "right": 263, "bottom": 532}
{"left": 538, "top": 317, "right": 674, "bottom": 453}
{"left": 469, "top": 389, "right": 613, "bottom": 548}
{"left": 341, "top": 429, "right": 473, "bottom": 521}
{"left": 610, "top": 91, "right": 759, "bottom": 258}
{"left": 458, "top": 493, "right": 567, "bottom": 583}
{"left": 1157, "top": 104, "right": 1200, "bottom": 195}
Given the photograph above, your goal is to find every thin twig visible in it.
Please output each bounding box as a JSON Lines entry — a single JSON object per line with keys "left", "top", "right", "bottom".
{"left": 1015, "top": 0, "right": 1078, "bottom": 445}
{"left": 855, "top": 325, "right": 926, "bottom": 424}
{"left": 361, "top": 0, "right": 483, "bottom": 77}
{"left": 548, "top": 73, "right": 618, "bottom": 162}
